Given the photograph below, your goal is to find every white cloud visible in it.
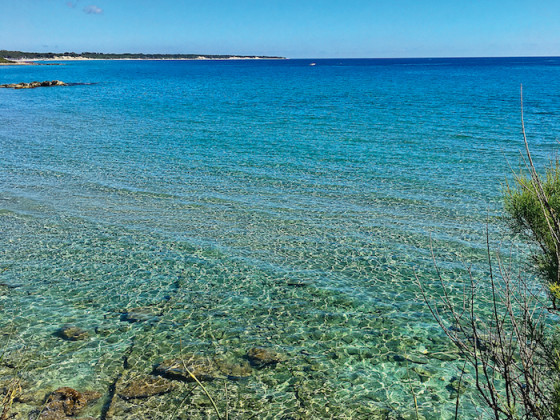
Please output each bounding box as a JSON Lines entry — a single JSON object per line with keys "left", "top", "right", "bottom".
{"left": 83, "top": 5, "right": 102, "bottom": 14}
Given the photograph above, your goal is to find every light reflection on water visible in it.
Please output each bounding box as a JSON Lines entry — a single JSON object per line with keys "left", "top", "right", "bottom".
{"left": 1, "top": 58, "right": 559, "bottom": 418}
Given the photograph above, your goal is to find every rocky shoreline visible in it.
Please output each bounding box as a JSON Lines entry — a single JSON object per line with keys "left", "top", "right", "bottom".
{"left": 0, "top": 80, "right": 68, "bottom": 89}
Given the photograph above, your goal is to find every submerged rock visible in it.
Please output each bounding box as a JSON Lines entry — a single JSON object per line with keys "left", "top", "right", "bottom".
{"left": 247, "top": 347, "right": 284, "bottom": 368}
{"left": 56, "top": 326, "right": 89, "bottom": 341}
{"left": 412, "top": 366, "right": 433, "bottom": 383}
{"left": 118, "top": 376, "right": 175, "bottom": 399}
{"left": 121, "top": 307, "right": 162, "bottom": 323}
{"left": 447, "top": 376, "right": 469, "bottom": 397}
{"left": 0, "top": 379, "right": 47, "bottom": 405}
{"left": 154, "top": 353, "right": 252, "bottom": 383}
{"left": 154, "top": 355, "right": 217, "bottom": 382}
{"left": 38, "top": 387, "right": 100, "bottom": 419}
{"left": 213, "top": 359, "right": 252, "bottom": 380}
{"left": 429, "top": 351, "right": 459, "bottom": 361}
{"left": 286, "top": 280, "right": 311, "bottom": 287}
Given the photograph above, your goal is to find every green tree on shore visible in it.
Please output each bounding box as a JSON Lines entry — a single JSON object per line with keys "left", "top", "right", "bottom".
{"left": 505, "top": 158, "right": 560, "bottom": 309}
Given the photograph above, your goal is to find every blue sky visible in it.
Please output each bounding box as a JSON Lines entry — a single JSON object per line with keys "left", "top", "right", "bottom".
{"left": 1, "top": 0, "right": 559, "bottom": 58}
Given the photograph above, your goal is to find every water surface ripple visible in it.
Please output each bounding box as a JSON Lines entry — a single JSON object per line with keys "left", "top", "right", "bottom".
{"left": 1, "top": 57, "right": 560, "bottom": 418}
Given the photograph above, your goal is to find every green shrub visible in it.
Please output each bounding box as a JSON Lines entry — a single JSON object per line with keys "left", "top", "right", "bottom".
{"left": 504, "top": 159, "right": 560, "bottom": 308}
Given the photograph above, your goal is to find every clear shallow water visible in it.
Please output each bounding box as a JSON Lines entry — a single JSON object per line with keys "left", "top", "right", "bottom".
{"left": 1, "top": 57, "right": 560, "bottom": 419}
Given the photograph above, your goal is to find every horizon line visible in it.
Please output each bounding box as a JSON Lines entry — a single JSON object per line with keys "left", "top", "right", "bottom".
{"left": 3, "top": 50, "right": 560, "bottom": 60}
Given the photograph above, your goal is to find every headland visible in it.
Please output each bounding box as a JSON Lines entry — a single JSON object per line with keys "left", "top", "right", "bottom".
{"left": 0, "top": 50, "right": 286, "bottom": 62}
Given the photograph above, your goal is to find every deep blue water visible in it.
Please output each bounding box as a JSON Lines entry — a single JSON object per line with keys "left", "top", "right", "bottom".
{"left": 1, "top": 57, "right": 559, "bottom": 418}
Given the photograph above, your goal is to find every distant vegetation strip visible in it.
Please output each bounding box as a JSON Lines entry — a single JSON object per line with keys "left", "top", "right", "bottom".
{"left": 0, "top": 50, "right": 285, "bottom": 60}
{"left": 0, "top": 56, "right": 15, "bottom": 63}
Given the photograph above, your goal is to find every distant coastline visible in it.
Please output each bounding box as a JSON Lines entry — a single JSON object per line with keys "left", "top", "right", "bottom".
{"left": 0, "top": 56, "right": 19, "bottom": 65}
{"left": 0, "top": 50, "right": 286, "bottom": 62}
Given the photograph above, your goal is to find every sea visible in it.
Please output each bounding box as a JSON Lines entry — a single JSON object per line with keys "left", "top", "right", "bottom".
{"left": 1, "top": 57, "right": 560, "bottom": 419}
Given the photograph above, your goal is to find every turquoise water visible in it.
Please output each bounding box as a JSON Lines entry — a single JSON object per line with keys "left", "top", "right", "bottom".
{"left": 1, "top": 58, "right": 560, "bottom": 419}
